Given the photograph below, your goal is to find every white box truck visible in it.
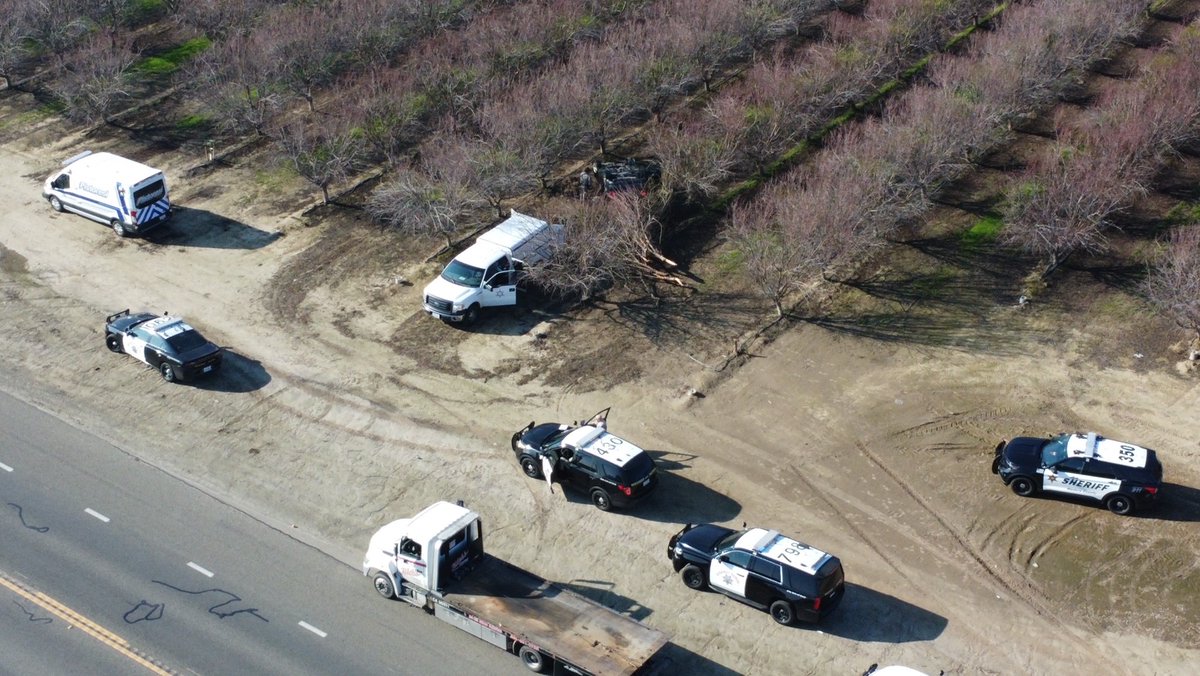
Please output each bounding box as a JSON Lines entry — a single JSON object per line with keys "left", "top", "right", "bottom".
{"left": 364, "top": 501, "right": 668, "bottom": 675}
{"left": 423, "top": 211, "right": 563, "bottom": 325}
{"left": 43, "top": 150, "right": 171, "bottom": 237}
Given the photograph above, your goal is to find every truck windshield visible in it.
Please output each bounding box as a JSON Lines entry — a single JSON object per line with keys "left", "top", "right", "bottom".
{"left": 441, "top": 260, "right": 484, "bottom": 288}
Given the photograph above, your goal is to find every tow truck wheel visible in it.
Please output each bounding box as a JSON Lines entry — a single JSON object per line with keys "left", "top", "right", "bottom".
{"left": 520, "top": 456, "right": 542, "bottom": 479}
{"left": 680, "top": 564, "right": 707, "bottom": 591}
{"left": 372, "top": 572, "right": 396, "bottom": 599}
{"left": 49, "top": 196, "right": 64, "bottom": 212}
{"left": 111, "top": 219, "right": 129, "bottom": 238}
{"left": 105, "top": 334, "right": 122, "bottom": 353}
{"left": 590, "top": 489, "right": 612, "bottom": 512}
{"left": 1106, "top": 494, "right": 1133, "bottom": 516}
{"left": 1010, "top": 477, "right": 1035, "bottom": 497}
{"left": 770, "top": 600, "right": 795, "bottom": 626}
{"left": 518, "top": 645, "right": 547, "bottom": 673}
{"left": 159, "top": 362, "right": 177, "bottom": 383}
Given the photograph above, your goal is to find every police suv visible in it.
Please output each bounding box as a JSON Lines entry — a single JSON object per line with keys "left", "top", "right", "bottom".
{"left": 667, "top": 523, "right": 845, "bottom": 625}
{"left": 511, "top": 408, "right": 658, "bottom": 511}
{"left": 104, "top": 310, "right": 223, "bottom": 383}
{"left": 992, "top": 431, "right": 1163, "bottom": 515}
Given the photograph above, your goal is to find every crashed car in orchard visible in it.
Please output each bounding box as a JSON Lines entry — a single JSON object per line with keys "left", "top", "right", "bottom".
{"left": 510, "top": 408, "right": 659, "bottom": 511}
{"left": 104, "top": 310, "right": 223, "bottom": 383}
{"left": 992, "top": 431, "right": 1163, "bottom": 515}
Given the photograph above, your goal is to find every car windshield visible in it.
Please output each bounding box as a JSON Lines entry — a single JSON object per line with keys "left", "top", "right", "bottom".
{"left": 166, "top": 330, "right": 209, "bottom": 353}
{"left": 441, "top": 260, "right": 484, "bottom": 288}
{"left": 716, "top": 530, "right": 746, "bottom": 552}
{"left": 1040, "top": 434, "right": 1071, "bottom": 466}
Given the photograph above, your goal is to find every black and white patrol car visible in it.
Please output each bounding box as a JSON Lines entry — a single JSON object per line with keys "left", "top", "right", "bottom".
{"left": 992, "top": 432, "right": 1163, "bottom": 515}
{"left": 667, "top": 523, "right": 845, "bottom": 626}
{"left": 510, "top": 408, "right": 658, "bottom": 511}
{"left": 104, "top": 310, "right": 223, "bottom": 383}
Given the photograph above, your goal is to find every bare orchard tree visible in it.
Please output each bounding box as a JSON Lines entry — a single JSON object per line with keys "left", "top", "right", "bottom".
{"left": 1143, "top": 225, "right": 1200, "bottom": 342}
{"left": 726, "top": 165, "right": 871, "bottom": 317}
{"left": 0, "top": 0, "right": 33, "bottom": 88}
{"left": 645, "top": 118, "right": 736, "bottom": 202}
{"left": 48, "top": 33, "right": 138, "bottom": 124}
{"left": 274, "top": 116, "right": 363, "bottom": 205}
{"left": 528, "top": 194, "right": 680, "bottom": 300}
{"left": 365, "top": 136, "right": 485, "bottom": 247}
{"left": 999, "top": 145, "right": 1132, "bottom": 277}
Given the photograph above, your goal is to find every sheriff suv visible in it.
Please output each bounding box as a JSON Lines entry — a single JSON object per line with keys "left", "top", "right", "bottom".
{"left": 511, "top": 408, "right": 658, "bottom": 511}
{"left": 104, "top": 310, "right": 223, "bottom": 383}
{"left": 992, "top": 431, "right": 1163, "bottom": 515}
{"left": 667, "top": 523, "right": 845, "bottom": 626}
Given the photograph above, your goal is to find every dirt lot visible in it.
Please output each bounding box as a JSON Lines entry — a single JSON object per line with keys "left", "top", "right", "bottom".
{"left": 2, "top": 93, "right": 1200, "bottom": 675}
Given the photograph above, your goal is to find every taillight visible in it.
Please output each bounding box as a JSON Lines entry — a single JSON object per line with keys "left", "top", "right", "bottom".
{"left": 1144, "top": 486, "right": 1158, "bottom": 495}
{"left": 618, "top": 484, "right": 632, "bottom": 496}
{"left": 813, "top": 596, "right": 822, "bottom": 611}
{"left": 129, "top": 209, "right": 137, "bottom": 219}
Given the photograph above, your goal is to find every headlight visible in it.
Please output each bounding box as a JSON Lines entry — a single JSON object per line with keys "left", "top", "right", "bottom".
{"left": 452, "top": 302, "right": 464, "bottom": 312}
{"left": 674, "top": 544, "right": 682, "bottom": 557}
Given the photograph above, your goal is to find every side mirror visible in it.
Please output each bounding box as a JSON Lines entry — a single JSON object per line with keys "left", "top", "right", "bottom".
{"left": 483, "top": 283, "right": 492, "bottom": 290}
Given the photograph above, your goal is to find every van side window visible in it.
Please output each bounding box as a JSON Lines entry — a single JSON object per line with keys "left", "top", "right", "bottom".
{"left": 53, "top": 174, "right": 69, "bottom": 189}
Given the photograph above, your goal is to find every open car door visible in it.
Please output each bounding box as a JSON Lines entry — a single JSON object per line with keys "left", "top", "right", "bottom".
{"left": 583, "top": 407, "right": 611, "bottom": 430}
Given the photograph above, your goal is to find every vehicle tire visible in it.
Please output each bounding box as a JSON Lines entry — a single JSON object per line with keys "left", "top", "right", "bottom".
{"left": 49, "top": 196, "right": 64, "bottom": 212}
{"left": 463, "top": 304, "right": 480, "bottom": 325}
{"left": 1105, "top": 494, "right": 1134, "bottom": 516}
{"left": 372, "top": 572, "right": 396, "bottom": 599}
{"left": 770, "top": 599, "right": 795, "bottom": 626}
{"left": 111, "top": 220, "right": 129, "bottom": 238}
{"left": 590, "top": 489, "right": 612, "bottom": 512}
{"left": 1010, "top": 477, "right": 1036, "bottom": 497}
{"left": 680, "top": 564, "right": 707, "bottom": 591}
{"left": 159, "top": 362, "right": 177, "bottom": 383}
{"left": 520, "top": 455, "right": 542, "bottom": 479}
{"left": 105, "top": 333, "right": 122, "bottom": 353}
{"left": 518, "top": 645, "right": 548, "bottom": 673}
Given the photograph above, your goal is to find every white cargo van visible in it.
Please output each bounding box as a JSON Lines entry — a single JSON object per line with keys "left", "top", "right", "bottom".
{"left": 423, "top": 210, "right": 563, "bottom": 325}
{"left": 43, "top": 151, "right": 171, "bottom": 237}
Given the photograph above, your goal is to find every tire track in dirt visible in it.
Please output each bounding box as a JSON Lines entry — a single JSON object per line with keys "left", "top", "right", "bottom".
{"left": 851, "top": 438, "right": 1057, "bottom": 619}
{"left": 1026, "top": 513, "right": 1091, "bottom": 572}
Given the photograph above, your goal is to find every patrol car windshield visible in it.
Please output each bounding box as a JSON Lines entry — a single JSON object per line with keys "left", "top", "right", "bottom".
{"left": 1040, "top": 434, "right": 1071, "bottom": 466}
{"left": 716, "top": 530, "right": 747, "bottom": 552}
{"left": 166, "top": 330, "right": 209, "bottom": 353}
{"left": 441, "top": 260, "right": 484, "bottom": 288}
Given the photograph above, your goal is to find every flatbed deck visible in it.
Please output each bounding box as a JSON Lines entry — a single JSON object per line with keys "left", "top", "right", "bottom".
{"left": 440, "top": 555, "right": 667, "bottom": 675}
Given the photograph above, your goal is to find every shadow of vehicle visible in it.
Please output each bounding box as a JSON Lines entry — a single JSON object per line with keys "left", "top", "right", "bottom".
{"left": 146, "top": 206, "right": 282, "bottom": 250}
{"left": 817, "top": 584, "right": 947, "bottom": 642}
{"left": 647, "top": 643, "right": 741, "bottom": 676}
{"left": 1013, "top": 483, "right": 1200, "bottom": 522}
{"left": 444, "top": 291, "right": 574, "bottom": 336}
{"left": 561, "top": 580, "right": 653, "bottom": 622}
{"left": 548, "top": 451, "right": 741, "bottom": 524}
{"left": 191, "top": 349, "right": 271, "bottom": 393}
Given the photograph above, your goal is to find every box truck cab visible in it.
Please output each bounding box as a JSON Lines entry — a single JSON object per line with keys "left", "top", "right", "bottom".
{"left": 43, "top": 150, "right": 171, "bottom": 237}
{"left": 423, "top": 211, "right": 563, "bottom": 325}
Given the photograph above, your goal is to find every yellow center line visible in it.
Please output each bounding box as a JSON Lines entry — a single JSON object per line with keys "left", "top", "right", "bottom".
{"left": 0, "top": 572, "right": 172, "bottom": 675}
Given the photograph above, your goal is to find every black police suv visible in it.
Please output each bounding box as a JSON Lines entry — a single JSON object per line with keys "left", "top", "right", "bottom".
{"left": 668, "top": 523, "right": 845, "bottom": 625}
{"left": 104, "top": 310, "right": 223, "bottom": 382}
{"left": 511, "top": 408, "right": 658, "bottom": 511}
{"left": 992, "top": 431, "right": 1162, "bottom": 515}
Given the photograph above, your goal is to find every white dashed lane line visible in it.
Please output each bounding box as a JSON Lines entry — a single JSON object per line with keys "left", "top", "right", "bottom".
{"left": 187, "top": 562, "right": 214, "bottom": 578}
{"left": 84, "top": 508, "right": 110, "bottom": 523}
{"left": 0, "top": 461, "right": 12, "bottom": 472}
{"left": 298, "top": 621, "right": 327, "bottom": 638}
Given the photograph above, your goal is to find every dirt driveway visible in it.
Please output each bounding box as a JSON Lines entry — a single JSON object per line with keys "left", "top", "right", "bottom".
{"left": 1, "top": 109, "right": 1198, "bottom": 675}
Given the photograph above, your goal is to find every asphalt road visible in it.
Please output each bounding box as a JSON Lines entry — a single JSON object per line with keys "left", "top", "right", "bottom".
{"left": 0, "top": 389, "right": 527, "bottom": 676}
